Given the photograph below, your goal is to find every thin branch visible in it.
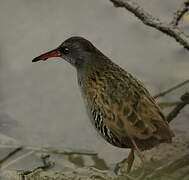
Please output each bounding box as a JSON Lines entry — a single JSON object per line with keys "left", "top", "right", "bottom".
{"left": 0, "top": 144, "right": 97, "bottom": 156}
{"left": 171, "top": 0, "right": 189, "bottom": 26}
{"left": 153, "top": 79, "right": 189, "bottom": 99}
{"left": 1, "top": 151, "right": 34, "bottom": 170}
{"left": 0, "top": 147, "right": 23, "bottom": 167}
{"left": 158, "top": 101, "right": 181, "bottom": 109}
{"left": 167, "top": 92, "right": 189, "bottom": 123}
{"left": 19, "top": 154, "right": 54, "bottom": 178}
{"left": 109, "top": 0, "right": 189, "bottom": 50}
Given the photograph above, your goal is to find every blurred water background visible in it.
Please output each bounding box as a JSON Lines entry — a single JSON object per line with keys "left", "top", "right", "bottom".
{"left": 0, "top": 0, "right": 188, "bottom": 171}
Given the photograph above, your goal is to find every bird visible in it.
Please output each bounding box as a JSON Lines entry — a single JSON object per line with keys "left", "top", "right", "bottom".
{"left": 32, "top": 36, "right": 174, "bottom": 173}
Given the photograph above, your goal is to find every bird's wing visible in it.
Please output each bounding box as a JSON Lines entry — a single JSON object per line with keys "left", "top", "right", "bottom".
{"left": 81, "top": 59, "right": 172, "bottom": 141}
{"left": 100, "top": 73, "right": 172, "bottom": 140}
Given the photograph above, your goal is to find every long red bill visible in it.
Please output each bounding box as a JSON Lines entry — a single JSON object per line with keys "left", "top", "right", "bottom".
{"left": 32, "top": 49, "right": 62, "bottom": 62}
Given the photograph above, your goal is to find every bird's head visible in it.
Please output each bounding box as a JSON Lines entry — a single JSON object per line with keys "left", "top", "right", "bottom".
{"left": 32, "top": 36, "right": 102, "bottom": 69}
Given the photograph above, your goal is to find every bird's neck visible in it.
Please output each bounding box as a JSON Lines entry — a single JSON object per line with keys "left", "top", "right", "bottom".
{"left": 77, "top": 53, "right": 110, "bottom": 86}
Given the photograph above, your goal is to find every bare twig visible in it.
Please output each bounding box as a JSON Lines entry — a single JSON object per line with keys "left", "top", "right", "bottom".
{"left": 153, "top": 79, "right": 189, "bottom": 99}
{"left": 158, "top": 101, "right": 181, "bottom": 109}
{"left": 0, "top": 144, "right": 97, "bottom": 156}
{"left": 171, "top": 0, "right": 189, "bottom": 26}
{"left": 109, "top": 0, "right": 189, "bottom": 50}
{"left": 1, "top": 151, "right": 34, "bottom": 170}
{"left": 19, "top": 154, "right": 54, "bottom": 178}
{"left": 46, "top": 147, "right": 97, "bottom": 156}
{"left": 0, "top": 147, "right": 23, "bottom": 167}
{"left": 40, "top": 154, "right": 54, "bottom": 170}
{"left": 167, "top": 92, "right": 189, "bottom": 123}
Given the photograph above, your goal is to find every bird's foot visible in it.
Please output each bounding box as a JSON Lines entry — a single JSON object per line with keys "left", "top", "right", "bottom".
{"left": 114, "top": 157, "right": 128, "bottom": 175}
{"left": 114, "top": 149, "right": 135, "bottom": 175}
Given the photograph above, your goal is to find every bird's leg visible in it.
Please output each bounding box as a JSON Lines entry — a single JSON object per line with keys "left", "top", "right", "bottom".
{"left": 130, "top": 137, "right": 147, "bottom": 179}
{"left": 126, "top": 148, "right": 134, "bottom": 173}
{"left": 114, "top": 149, "right": 135, "bottom": 175}
{"left": 130, "top": 137, "right": 144, "bottom": 162}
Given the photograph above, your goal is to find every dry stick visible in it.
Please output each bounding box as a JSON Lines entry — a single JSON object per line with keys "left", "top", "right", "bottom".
{"left": 158, "top": 101, "right": 181, "bottom": 109}
{"left": 167, "top": 102, "right": 187, "bottom": 123}
{"left": 0, "top": 144, "right": 97, "bottom": 156}
{"left": 108, "top": 1, "right": 189, "bottom": 97}
{"left": 0, "top": 146, "right": 23, "bottom": 166}
{"left": 167, "top": 92, "right": 189, "bottom": 123}
{"left": 1, "top": 151, "right": 34, "bottom": 170}
{"left": 171, "top": 0, "right": 189, "bottom": 26}
{"left": 19, "top": 154, "right": 54, "bottom": 177}
{"left": 109, "top": 0, "right": 189, "bottom": 50}
{"left": 47, "top": 147, "right": 97, "bottom": 156}
{"left": 153, "top": 79, "right": 189, "bottom": 99}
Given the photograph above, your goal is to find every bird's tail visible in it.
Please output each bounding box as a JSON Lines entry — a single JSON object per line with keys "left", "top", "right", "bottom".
{"left": 153, "top": 122, "right": 174, "bottom": 143}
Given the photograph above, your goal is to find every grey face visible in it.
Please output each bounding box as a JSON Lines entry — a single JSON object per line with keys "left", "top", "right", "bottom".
{"left": 32, "top": 36, "right": 98, "bottom": 69}
{"left": 58, "top": 37, "right": 97, "bottom": 67}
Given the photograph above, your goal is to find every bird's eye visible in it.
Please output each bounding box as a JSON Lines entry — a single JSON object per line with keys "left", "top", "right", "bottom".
{"left": 62, "top": 47, "right": 70, "bottom": 54}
